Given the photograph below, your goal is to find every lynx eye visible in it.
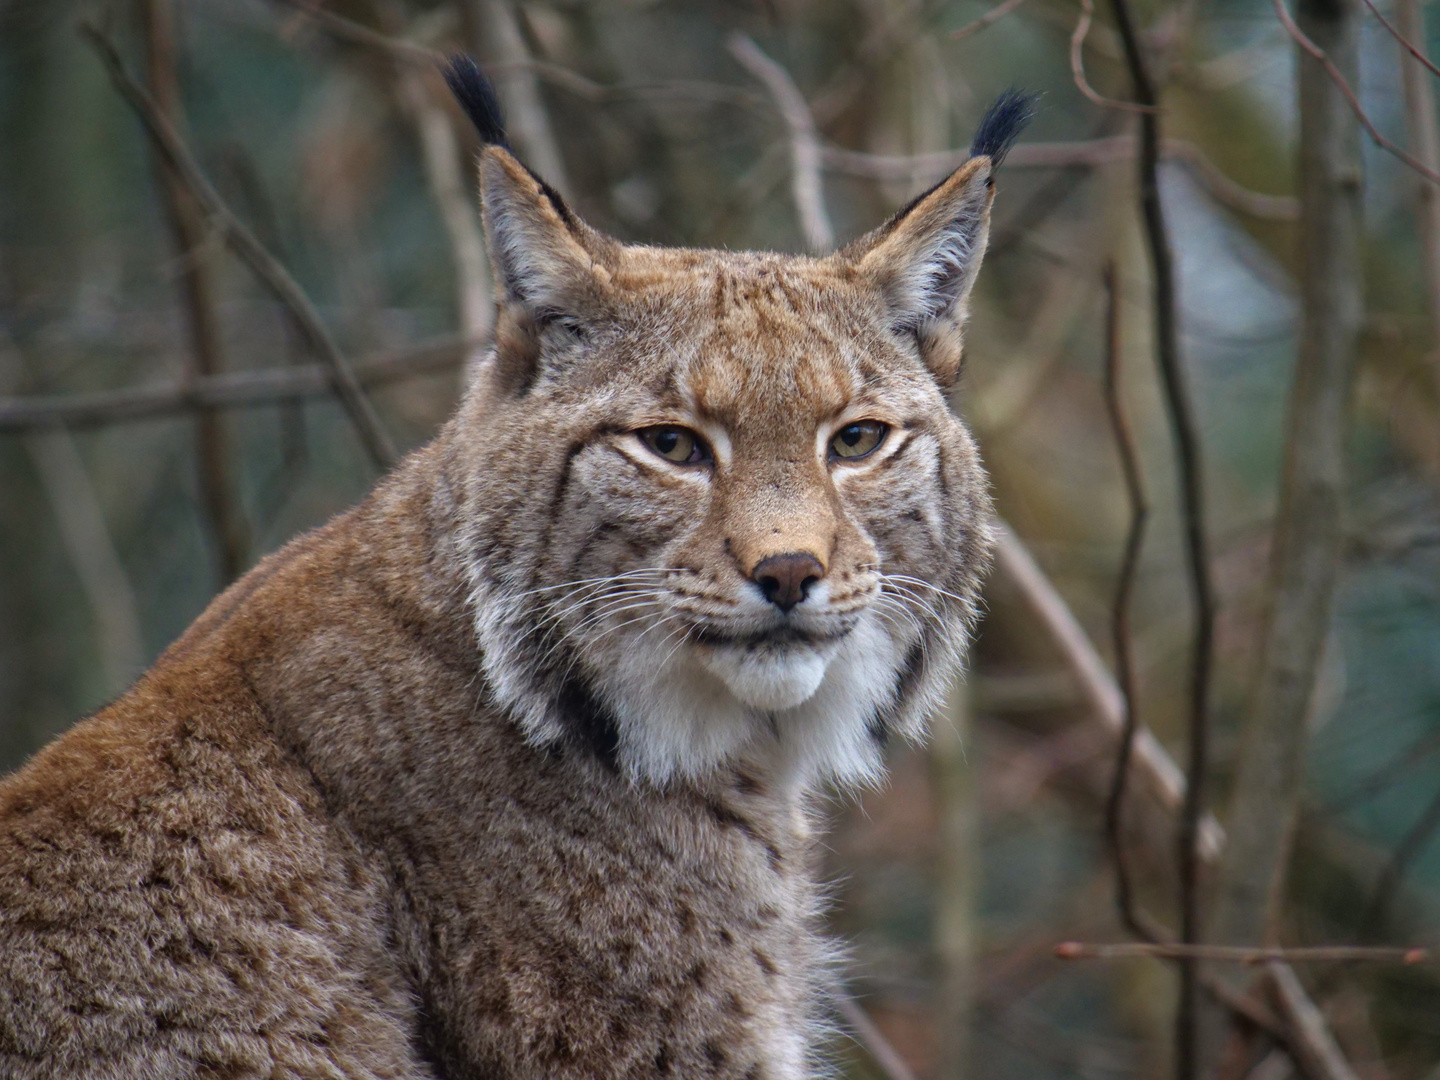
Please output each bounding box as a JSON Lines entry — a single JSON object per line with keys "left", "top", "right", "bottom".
{"left": 830, "top": 421, "right": 888, "bottom": 461}
{"left": 638, "top": 425, "right": 709, "bottom": 465}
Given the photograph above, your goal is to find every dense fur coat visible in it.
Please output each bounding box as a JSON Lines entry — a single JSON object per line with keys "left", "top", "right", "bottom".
{"left": 0, "top": 71, "right": 1029, "bottom": 1079}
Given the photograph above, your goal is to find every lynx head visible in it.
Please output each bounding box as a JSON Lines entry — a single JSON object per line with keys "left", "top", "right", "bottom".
{"left": 441, "top": 60, "right": 1030, "bottom": 791}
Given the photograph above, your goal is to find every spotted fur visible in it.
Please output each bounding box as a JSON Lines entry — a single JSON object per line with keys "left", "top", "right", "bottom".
{"left": 0, "top": 96, "right": 1023, "bottom": 1077}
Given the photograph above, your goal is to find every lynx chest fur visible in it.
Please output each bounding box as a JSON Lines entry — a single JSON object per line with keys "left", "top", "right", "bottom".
{"left": 0, "top": 64, "right": 1030, "bottom": 1080}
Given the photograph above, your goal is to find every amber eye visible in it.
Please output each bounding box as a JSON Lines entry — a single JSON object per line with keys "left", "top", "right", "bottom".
{"left": 830, "top": 421, "right": 887, "bottom": 460}
{"left": 639, "top": 425, "right": 709, "bottom": 465}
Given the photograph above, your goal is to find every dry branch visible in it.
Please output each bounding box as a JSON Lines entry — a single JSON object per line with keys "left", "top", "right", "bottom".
{"left": 79, "top": 22, "right": 397, "bottom": 468}
{"left": 462, "top": 0, "right": 571, "bottom": 198}
{"left": 1396, "top": 0, "right": 1440, "bottom": 415}
{"left": 820, "top": 138, "right": 1300, "bottom": 221}
{"left": 835, "top": 993, "right": 921, "bottom": 1080}
{"left": 270, "top": 0, "right": 758, "bottom": 109}
{"left": 951, "top": 0, "right": 1031, "bottom": 40}
{"left": 1272, "top": 0, "right": 1440, "bottom": 185}
{"left": 1056, "top": 942, "right": 1433, "bottom": 964}
{"left": 387, "top": 45, "right": 493, "bottom": 375}
{"left": 728, "top": 34, "right": 835, "bottom": 253}
{"left": 1266, "top": 964, "right": 1364, "bottom": 1080}
{"left": 1210, "top": 0, "right": 1363, "bottom": 966}
{"left": 1103, "top": 0, "right": 1217, "bottom": 1071}
{"left": 1100, "top": 262, "right": 1155, "bottom": 943}
{"left": 1071, "top": 0, "right": 1159, "bottom": 114}
{"left": 140, "top": 0, "right": 246, "bottom": 582}
{"left": 0, "top": 337, "right": 472, "bottom": 433}
{"left": 1360, "top": 0, "right": 1440, "bottom": 80}
{"left": 992, "top": 524, "right": 1225, "bottom": 861}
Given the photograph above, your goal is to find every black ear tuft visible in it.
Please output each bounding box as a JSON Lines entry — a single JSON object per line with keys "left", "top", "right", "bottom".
{"left": 969, "top": 89, "right": 1037, "bottom": 167}
{"left": 444, "top": 55, "right": 509, "bottom": 148}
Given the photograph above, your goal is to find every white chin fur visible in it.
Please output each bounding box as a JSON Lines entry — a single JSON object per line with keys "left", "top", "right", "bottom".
{"left": 698, "top": 643, "right": 830, "bottom": 711}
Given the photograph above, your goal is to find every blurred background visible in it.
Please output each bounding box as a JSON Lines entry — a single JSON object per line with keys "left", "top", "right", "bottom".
{"left": 2, "top": 0, "right": 1439, "bottom": 1078}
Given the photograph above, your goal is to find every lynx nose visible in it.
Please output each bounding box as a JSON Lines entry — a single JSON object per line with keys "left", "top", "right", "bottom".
{"left": 751, "top": 552, "right": 825, "bottom": 613}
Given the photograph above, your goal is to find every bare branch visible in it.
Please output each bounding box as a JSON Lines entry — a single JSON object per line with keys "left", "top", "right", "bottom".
{"left": 0, "top": 337, "right": 472, "bottom": 433}
{"left": 1362, "top": 780, "right": 1440, "bottom": 932}
{"left": 951, "top": 0, "right": 1031, "bottom": 40}
{"left": 820, "top": 138, "right": 1300, "bottom": 221}
{"left": 1100, "top": 262, "right": 1154, "bottom": 944}
{"left": 1266, "top": 964, "right": 1364, "bottom": 1080}
{"left": 834, "top": 993, "right": 921, "bottom": 1080}
{"left": 1210, "top": 0, "right": 1363, "bottom": 996}
{"left": 79, "top": 22, "right": 397, "bottom": 468}
{"left": 1103, "top": 0, "right": 1217, "bottom": 1072}
{"left": 991, "top": 524, "right": 1226, "bottom": 862}
{"left": 271, "top": 0, "right": 440, "bottom": 63}
{"left": 462, "top": 0, "right": 571, "bottom": 198}
{"left": 1056, "top": 942, "right": 1433, "bottom": 964}
{"left": 1360, "top": 0, "right": 1440, "bottom": 80}
{"left": 1396, "top": 0, "right": 1440, "bottom": 416}
{"left": 388, "top": 50, "right": 493, "bottom": 376}
{"left": 1071, "top": 0, "right": 1160, "bottom": 114}
{"left": 24, "top": 429, "right": 146, "bottom": 696}
{"left": 269, "top": 0, "right": 760, "bottom": 110}
{"left": 1272, "top": 0, "right": 1440, "bottom": 185}
{"left": 728, "top": 34, "right": 835, "bottom": 253}
{"left": 140, "top": 0, "right": 246, "bottom": 582}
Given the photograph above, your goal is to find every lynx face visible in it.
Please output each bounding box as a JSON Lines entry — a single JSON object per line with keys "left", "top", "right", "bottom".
{"left": 448, "top": 147, "right": 998, "bottom": 790}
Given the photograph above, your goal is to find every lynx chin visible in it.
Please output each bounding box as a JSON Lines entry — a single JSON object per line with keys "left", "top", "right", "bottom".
{"left": 0, "top": 59, "right": 1032, "bottom": 1080}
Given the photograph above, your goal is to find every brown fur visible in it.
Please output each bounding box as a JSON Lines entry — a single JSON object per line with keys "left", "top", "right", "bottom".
{"left": 0, "top": 144, "right": 1001, "bottom": 1078}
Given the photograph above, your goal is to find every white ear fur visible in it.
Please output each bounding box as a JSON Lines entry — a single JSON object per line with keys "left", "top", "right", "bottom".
{"left": 847, "top": 157, "right": 995, "bottom": 385}
{"left": 478, "top": 146, "right": 611, "bottom": 320}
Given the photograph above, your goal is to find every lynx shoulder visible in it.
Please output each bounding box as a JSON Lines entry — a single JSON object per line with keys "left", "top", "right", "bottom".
{"left": 0, "top": 63, "right": 1031, "bottom": 1080}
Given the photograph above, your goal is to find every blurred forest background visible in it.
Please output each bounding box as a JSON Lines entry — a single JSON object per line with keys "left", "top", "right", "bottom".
{"left": 2, "top": 0, "right": 1440, "bottom": 1078}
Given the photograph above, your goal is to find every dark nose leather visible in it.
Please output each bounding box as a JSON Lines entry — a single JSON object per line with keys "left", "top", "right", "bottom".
{"left": 750, "top": 552, "right": 825, "bottom": 613}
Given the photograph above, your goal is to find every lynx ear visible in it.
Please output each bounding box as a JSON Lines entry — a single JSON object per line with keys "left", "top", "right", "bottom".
{"left": 446, "top": 55, "right": 616, "bottom": 389}
{"left": 477, "top": 146, "right": 615, "bottom": 320}
{"left": 843, "top": 90, "right": 1034, "bottom": 388}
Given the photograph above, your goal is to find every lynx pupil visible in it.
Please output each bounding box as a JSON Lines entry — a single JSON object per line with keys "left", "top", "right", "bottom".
{"left": 641, "top": 425, "right": 703, "bottom": 464}
{"left": 831, "top": 421, "right": 886, "bottom": 460}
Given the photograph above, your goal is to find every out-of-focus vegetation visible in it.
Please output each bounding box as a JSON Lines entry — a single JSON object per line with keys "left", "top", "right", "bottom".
{"left": 2, "top": 0, "right": 1439, "bottom": 1078}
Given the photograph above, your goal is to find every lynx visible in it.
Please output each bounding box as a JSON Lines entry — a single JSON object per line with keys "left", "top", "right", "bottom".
{"left": 0, "top": 61, "right": 1030, "bottom": 1079}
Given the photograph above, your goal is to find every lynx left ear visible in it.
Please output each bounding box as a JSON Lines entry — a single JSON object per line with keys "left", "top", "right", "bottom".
{"left": 844, "top": 90, "right": 1035, "bottom": 388}
{"left": 844, "top": 160, "right": 994, "bottom": 387}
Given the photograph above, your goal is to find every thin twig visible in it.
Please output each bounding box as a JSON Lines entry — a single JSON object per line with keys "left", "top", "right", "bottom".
{"left": 821, "top": 137, "right": 1299, "bottom": 220}
{"left": 385, "top": 32, "right": 492, "bottom": 375}
{"left": 1104, "top": 0, "right": 1216, "bottom": 1076}
{"left": 4, "top": 329, "right": 144, "bottom": 694}
{"left": 1071, "top": 0, "right": 1160, "bottom": 114}
{"left": 0, "top": 336, "right": 473, "bottom": 433}
{"left": 1100, "top": 262, "right": 1154, "bottom": 943}
{"left": 992, "top": 524, "right": 1225, "bottom": 860}
{"left": 951, "top": 0, "right": 1031, "bottom": 39}
{"left": 728, "top": 34, "right": 835, "bottom": 253}
{"left": 1360, "top": 0, "right": 1440, "bottom": 80}
{"left": 1396, "top": 0, "right": 1440, "bottom": 418}
{"left": 1326, "top": 725, "right": 1440, "bottom": 813}
{"left": 141, "top": 0, "right": 246, "bottom": 582}
{"left": 1362, "top": 779, "right": 1440, "bottom": 932}
{"left": 79, "top": 22, "right": 397, "bottom": 467}
{"left": 1266, "top": 964, "right": 1364, "bottom": 1080}
{"left": 1056, "top": 942, "right": 1433, "bottom": 964}
{"left": 835, "top": 993, "right": 921, "bottom": 1080}
{"left": 1272, "top": 0, "right": 1440, "bottom": 185}
{"left": 462, "top": 0, "right": 571, "bottom": 197}
{"left": 268, "top": 0, "right": 760, "bottom": 109}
